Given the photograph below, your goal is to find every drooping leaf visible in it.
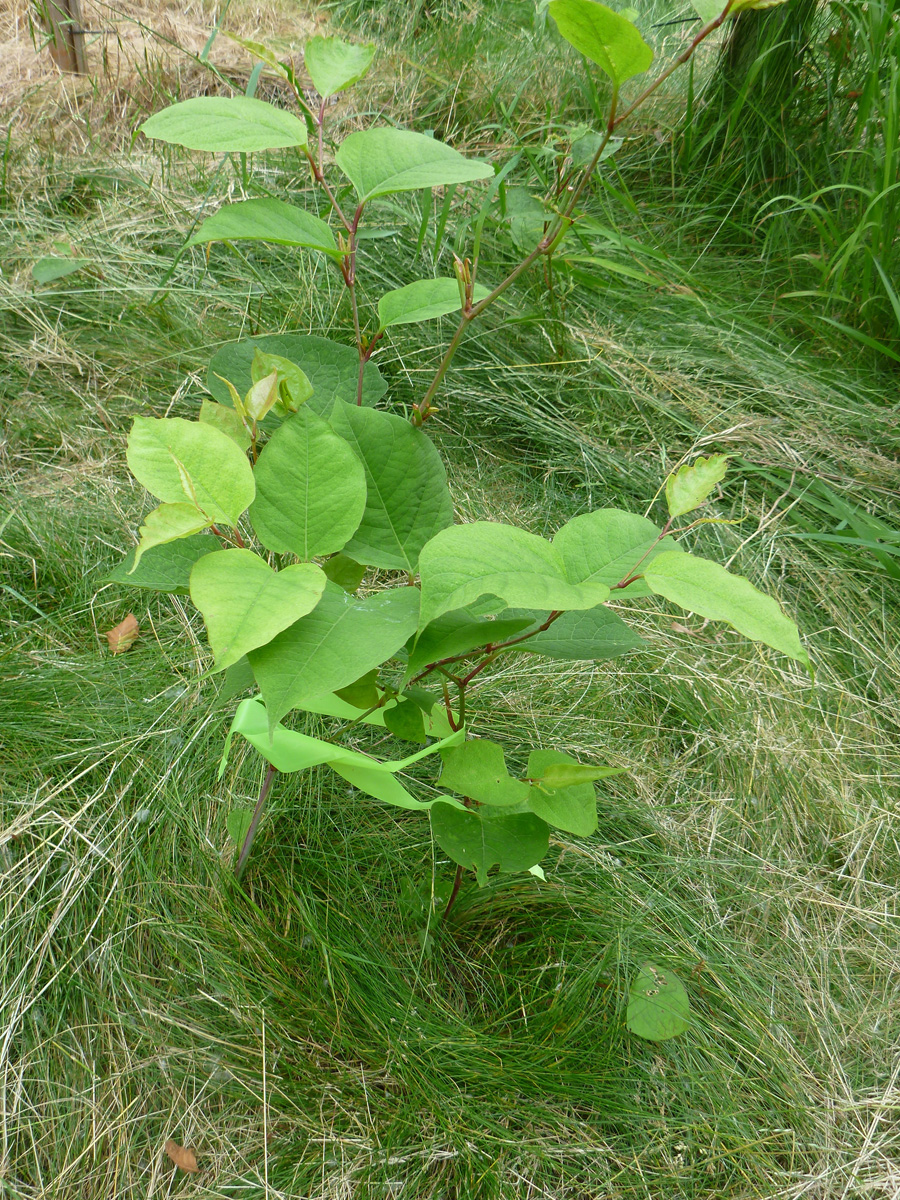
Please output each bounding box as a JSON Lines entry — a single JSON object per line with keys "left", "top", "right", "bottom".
{"left": 207, "top": 334, "right": 387, "bottom": 419}
{"left": 514, "top": 605, "right": 646, "bottom": 661}
{"left": 141, "top": 96, "right": 309, "bottom": 152}
{"left": 248, "top": 583, "right": 420, "bottom": 728}
{"left": 226, "top": 808, "right": 254, "bottom": 847}
{"left": 108, "top": 534, "right": 219, "bottom": 593}
{"left": 439, "top": 739, "right": 530, "bottom": 807}
{"left": 304, "top": 36, "right": 376, "bottom": 96}
{"left": 330, "top": 401, "right": 453, "bottom": 572}
{"left": 126, "top": 417, "right": 255, "bottom": 525}
{"left": 430, "top": 802, "right": 549, "bottom": 886}
{"left": 334, "top": 669, "right": 381, "bottom": 709}
{"left": 644, "top": 551, "right": 808, "bottom": 665}
{"left": 220, "top": 696, "right": 465, "bottom": 810}
{"left": 626, "top": 963, "right": 690, "bottom": 1041}
{"left": 130, "top": 503, "right": 212, "bottom": 572}
{"left": 377, "top": 278, "right": 490, "bottom": 329}
{"left": 199, "top": 399, "right": 252, "bottom": 450}
{"left": 248, "top": 408, "right": 366, "bottom": 559}
{"left": 548, "top": 0, "right": 653, "bottom": 85}
{"left": 553, "top": 508, "right": 680, "bottom": 597}
{"left": 689, "top": 0, "right": 724, "bottom": 21}
{"left": 505, "top": 187, "right": 546, "bottom": 252}
{"left": 383, "top": 697, "right": 428, "bottom": 744}
{"left": 322, "top": 553, "right": 366, "bottom": 593}
{"left": 251, "top": 350, "right": 314, "bottom": 413}
{"left": 665, "top": 454, "right": 732, "bottom": 518}
{"left": 32, "top": 256, "right": 90, "bottom": 284}
{"left": 190, "top": 549, "right": 326, "bottom": 671}
{"left": 105, "top": 613, "right": 140, "bottom": 655}
{"left": 405, "top": 608, "right": 534, "bottom": 679}
{"left": 535, "top": 760, "right": 625, "bottom": 788}
{"left": 570, "top": 131, "right": 622, "bottom": 167}
{"left": 164, "top": 1140, "right": 199, "bottom": 1174}
{"left": 525, "top": 748, "right": 601, "bottom": 836}
{"left": 212, "top": 657, "right": 256, "bottom": 710}
{"left": 187, "top": 198, "right": 341, "bottom": 257}
{"left": 417, "top": 522, "right": 610, "bottom": 630}
{"left": 335, "top": 127, "right": 493, "bottom": 203}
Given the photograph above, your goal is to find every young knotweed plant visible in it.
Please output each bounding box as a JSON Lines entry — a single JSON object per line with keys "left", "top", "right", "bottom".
{"left": 113, "top": 0, "right": 795, "bottom": 1036}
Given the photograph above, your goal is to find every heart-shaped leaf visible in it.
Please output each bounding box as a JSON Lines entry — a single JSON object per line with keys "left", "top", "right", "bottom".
{"left": 190, "top": 549, "right": 326, "bottom": 671}
{"left": 439, "top": 739, "right": 530, "bottom": 807}
{"left": 626, "top": 963, "right": 690, "bottom": 1041}
{"left": 553, "top": 508, "right": 680, "bottom": 597}
{"left": 430, "top": 802, "right": 549, "bottom": 886}
{"left": 335, "top": 127, "right": 493, "bottom": 203}
{"left": 304, "top": 36, "right": 376, "bottom": 97}
{"left": 141, "top": 96, "right": 309, "bottom": 151}
{"left": 548, "top": 0, "right": 653, "bottom": 85}
{"left": 526, "top": 749, "right": 601, "bottom": 836}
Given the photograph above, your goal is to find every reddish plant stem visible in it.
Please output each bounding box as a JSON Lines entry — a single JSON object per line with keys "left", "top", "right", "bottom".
{"left": 442, "top": 864, "right": 464, "bottom": 923}
{"left": 235, "top": 764, "right": 277, "bottom": 881}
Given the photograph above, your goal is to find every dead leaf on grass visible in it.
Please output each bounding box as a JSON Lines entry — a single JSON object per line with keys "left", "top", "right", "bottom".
{"left": 165, "top": 1139, "right": 199, "bottom": 1173}
{"left": 104, "top": 613, "right": 139, "bottom": 654}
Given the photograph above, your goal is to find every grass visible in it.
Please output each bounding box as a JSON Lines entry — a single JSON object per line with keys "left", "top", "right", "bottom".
{"left": 3, "top": 4, "right": 900, "bottom": 1197}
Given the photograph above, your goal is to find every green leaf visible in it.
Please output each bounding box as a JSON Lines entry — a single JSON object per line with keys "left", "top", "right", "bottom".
{"left": 187, "top": 198, "right": 341, "bottom": 258}
{"left": 548, "top": 0, "right": 653, "bottom": 84}
{"left": 525, "top": 748, "right": 600, "bottom": 836}
{"left": 730, "top": 0, "right": 788, "bottom": 12}
{"left": 108, "top": 534, "right": 218, "bottom": 593}
{"left": 190, "top": 549, "right": 326, "bottom": 671}
{"left": 199, "top": 399, "right": 252, "bottom": 450}
{"left": 334, "top": 669, "right": 381, "bottom": 709}
{"left": 322, "top": 553, "right": 366, "bottom": 593}
{"left": 514, "top": 605, "right": 646, "bottom": 661}
{"left": 243, "top": 370, "right": 280, "bottom": 423}
{"left": 689, "top": 0, "right": 724, "bottom": 21}
{"left": 417, "top": 522, "right": 610, "bottom": 630}
{"left": 626, "top": 963, "right": 690, "bottom": 1042}
{"left": 505, "top": 187, "right": 546, "bottom": 253}
{"left": 126, "top": 417, "right": 255, "bottom": 525}
{"left": 141, "top": 96, "right": 309, "bottom": 151}
{"left": 665, "top": 454, "right": 732, "bottom": 518}
{"left": 304, "top": 36, "right": 376, "bottom": 96}
{"left": 439, "top": 739, "right": 530, "bottom": 807}
{"left": 248, "top": 408, "right": 366, "bottom": 559}
{"left": 221, "top": 696, "right": 465, "bottom": 810}
{"left": 130, "top": 503, "right": 212, "bottom": 572}
{"left": 32, "top": 257, "right": 90, "bottom": 284}
{"left": 535, "top": 760, "right": 625, "bottom": 788}
{"left": 335, "top": 128, "right": 493, "bottom": 203}
{"left": 644, "top": 551, "right": 808, "bottom": 665}
{"left": 553, "top": 509, "right": 680, "bottom": 597}
{"left": 251, "top": 350, "right": 314, "bottom": 413}
{"left": 248, "top": 583, "right": 420, "bottom": 728}
{"left": 226, "top": 808, "right": 254, "bottom": 847}
{"left": 212, "top": 657, "right": 256, "bottom": 710}
{"left": 383, "top": 697, "right": 428, "bottom": 744}
{"left": 207, "top": 335, "right": 387, "bottom": 419}
{"left": 330, "top": 402, "right": 453, "bottom": 572}
{"left": 430, "top": 802, "right": 549, "bottom": 886}
{"left": 377, "top": 278, "right": 490, "bottom": 329}
{"left": 405, "top": 608, "right": 534, "bottom": 678}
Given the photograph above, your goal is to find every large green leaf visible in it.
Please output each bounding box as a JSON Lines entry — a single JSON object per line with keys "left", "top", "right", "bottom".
{"left": 248, "top": 408, "right": 366, "bottom": 559}
{"left": 417, "top": 522, "right": 610, "bottom": 630}
{"left": 141, "top": 96, "right": 309, "bottom": 152}
{"left": 335, "top": 128, "right": 493, "bottom": 203}
{"left": 190, "top": 549, "right": 326, "bottom": 671}
{"left": 330, "top": 402, "right": 453, "bottom": 572}
{"left": 405, "top": 608, "right": 534, "bottom": 679}
{"left": 207, "top": 335, "right": 387, "bottom": 419}
{"left": 439, "top": 740, "right": 530, "bottom": 807}
{"left": 126, "top": 417, "right": 255, "bottom": 525}
{"left": 644, "top": 551, "right": 808, "bottom": 664}
{"left": 526, "top": 748, "right": 600, "bottom": 836}
{"left": 248, "top": 582, "right": 420, "bottom": 728}
{"left": 514, "top": 605, "right": 646, "bottom": 661}
{"left": 377, "top": 278, "right": 490, "bottom": 329}
{"left": 430, "top": 802, "right": 549, "bottom": 886}
{"left": 108, "top": 534, "right": 219, "bottom": 593}
{"left": 221, "top": 698, "right": 465, "bottom": 810}
{"left": 553, "top": 509, "right": 679, "bottom": 598}
{"left": 130, "top": 503, "right": 211, "bottom": 572}
{"left": 548, "top": 0, "right": 653, "bottom": 85}
{"left": 304, "top": 36, "right": 375, "bottom": 97}
{"left": 626, "top": 963, "right": 690, "bottom": 1042}
{"left": 187, "top": 199, "right": 340, "bottom": 258}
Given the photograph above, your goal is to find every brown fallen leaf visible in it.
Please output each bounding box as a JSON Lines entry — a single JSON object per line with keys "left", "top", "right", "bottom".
{"left": 165, "top": 1139, "right": 199, "bottom": 1173}
{"left": 105, "top": 613, "right": 139, "bottom": 654}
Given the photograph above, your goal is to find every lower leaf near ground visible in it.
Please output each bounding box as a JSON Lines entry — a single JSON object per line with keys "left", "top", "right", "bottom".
{"left": 525, "top": 748, "right": 600, "bottom": 836}
{"left": 430, "top": 802, "right": 550, "bottom": 886}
